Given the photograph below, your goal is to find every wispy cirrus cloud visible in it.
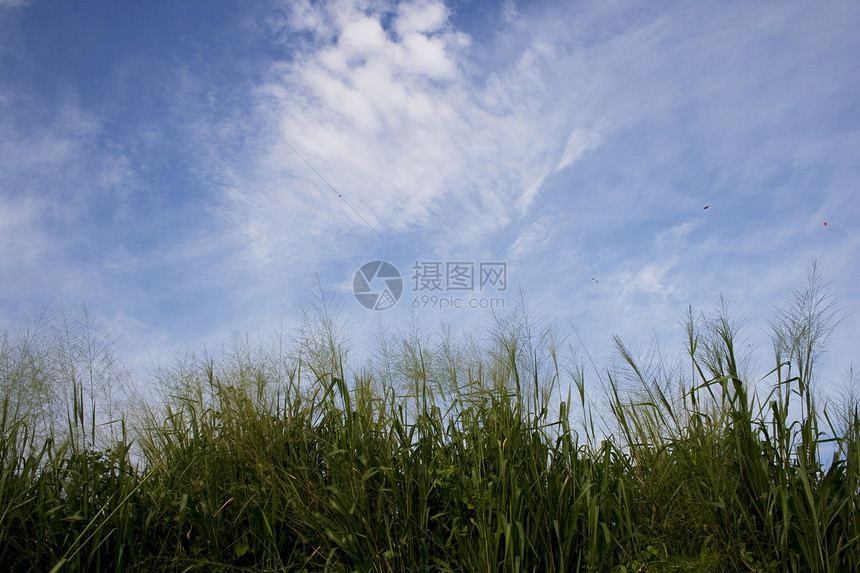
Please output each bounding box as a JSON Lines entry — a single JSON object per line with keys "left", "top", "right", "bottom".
{"left": 0, "top": 99, "right": 137, "bottom": 298}
{"left": 507, "top": 216, "right": 553, "bottom": 261}
{"left": 224, "top": 0, "right": 605, "bottom": 270}
{"left": 0, "top": 0, "right": 28, "bottom": 9}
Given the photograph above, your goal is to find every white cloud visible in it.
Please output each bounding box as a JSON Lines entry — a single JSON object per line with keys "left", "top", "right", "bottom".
{"left": 339, "top": 15, "right": 387, "bottom": 57}
{"left": 398, "top": 31, "right": 457, "bottom": 79}
{"left": 0, "top": 194, "right": 47, "bottom": 268}
{"left": 0, "top": 0, "right": 28, "bottom": 9}
{"left": 507, "top": 217, "right": 552, "bottom": 260}
{"left": 655, "top": 221, "right": 695, "bottom": 249}
{"left": 231, "top": 0, "right": 610, "bottom": 271}
{"left": 616, "top": 259, "right": 678, "bottom": 306}
{"left": 393, "top": 0, "right": 449, "bottom": 36}
{"left": 502, "top": 0, "right": 520, "bottom": 24}
{"left": 284, "top": 0, "right": 334, "bottom": 35}
{"left": 556, "top": 123, "right": 605, "bottom": 173}
{"left": 0, "top": 91, "right": 148, "bottom": 308}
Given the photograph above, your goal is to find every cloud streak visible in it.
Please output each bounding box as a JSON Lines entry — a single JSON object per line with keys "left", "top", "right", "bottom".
{"left": 229, "top": 0, "right": 606, "bottom": 270}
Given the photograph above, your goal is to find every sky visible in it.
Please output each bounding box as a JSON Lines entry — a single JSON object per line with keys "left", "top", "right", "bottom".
{"left": 1, "top": 0, "right": 858, "bottom": 397}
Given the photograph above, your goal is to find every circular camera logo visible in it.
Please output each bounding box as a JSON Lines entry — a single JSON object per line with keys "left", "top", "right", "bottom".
{"left": 353, "top": 261, "right": 403, "bottom": 311}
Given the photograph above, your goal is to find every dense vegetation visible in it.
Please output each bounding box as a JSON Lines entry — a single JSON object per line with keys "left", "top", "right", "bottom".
{"left": 0, "top": 269, "right": 857, "bottom": 572}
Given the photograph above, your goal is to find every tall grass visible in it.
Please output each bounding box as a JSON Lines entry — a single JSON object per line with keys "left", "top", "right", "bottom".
{"left": 0, "top": 270, "right": 857, "bottom": 571}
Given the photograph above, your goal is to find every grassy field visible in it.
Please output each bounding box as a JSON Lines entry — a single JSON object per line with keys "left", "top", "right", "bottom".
{"left": 0, "top": 270, "right": 857, "bottom": 572}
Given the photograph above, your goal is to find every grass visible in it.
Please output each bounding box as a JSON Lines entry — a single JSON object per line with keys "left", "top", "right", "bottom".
{"left": 0, "top": 268, "right": 857, "bottom": 571}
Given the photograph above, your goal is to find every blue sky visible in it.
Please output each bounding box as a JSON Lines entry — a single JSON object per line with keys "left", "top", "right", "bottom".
{"left": 1, "top": 0, "right": 858, "bottom": 394}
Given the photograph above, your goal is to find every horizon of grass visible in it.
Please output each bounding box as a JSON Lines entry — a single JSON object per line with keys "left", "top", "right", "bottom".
{"left": 0, "top": 265, "right": 857, "bottom": 572}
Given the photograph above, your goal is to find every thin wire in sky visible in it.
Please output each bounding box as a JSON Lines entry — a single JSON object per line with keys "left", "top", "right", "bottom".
{"left": 255, "top": 111, "right": 385, "bottom": 241}
{"left": 473, "top": 112, "right": 606, "bottom": 243}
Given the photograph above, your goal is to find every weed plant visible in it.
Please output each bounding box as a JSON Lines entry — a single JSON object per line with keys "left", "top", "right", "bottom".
{"left": 0, "top": 269, "right": 857, "bottom": 571}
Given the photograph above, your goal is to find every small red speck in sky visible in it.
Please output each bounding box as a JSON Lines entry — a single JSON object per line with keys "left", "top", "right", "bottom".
{"left": 825, "top": 222, "right": 828, "bottom": 226}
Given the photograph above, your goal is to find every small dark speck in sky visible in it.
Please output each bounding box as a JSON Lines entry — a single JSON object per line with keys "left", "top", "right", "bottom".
{"left": 704, "top": 205, "right": 709, "bottom": 209}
